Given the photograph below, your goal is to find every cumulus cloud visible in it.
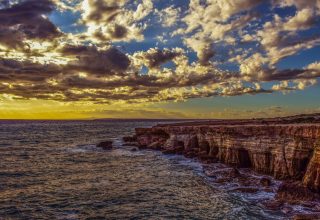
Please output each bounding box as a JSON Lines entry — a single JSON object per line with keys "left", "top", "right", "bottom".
{"left": 0, "top": 0, "right": 61, "bottom": 50}
{"left": 80, "top": 0, "right": 153, "bottom": 42}
{"left": 133, "top": 47, "right": 183, "bottom": 69}
{"left": 157, "top": 6, "right": 180, "bottom": 27}
{"left": 174, "top": 0, "right": 262, "bottom": 63}
{"left": 0, "top": 58, "right": 62, "bottom": 82}
{"left": 1, "top": 0, "right": 320, "bottom": 105}
{"left": 61, "top": 45, "right": 131, "bottom": 75}
{"left": 256, "top": 9, "right": 320, "bottom": 66}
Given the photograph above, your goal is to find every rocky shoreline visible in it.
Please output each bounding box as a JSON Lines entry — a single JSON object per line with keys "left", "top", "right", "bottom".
{"left": 124, "top": 114, "right": 320, "bottom": 219}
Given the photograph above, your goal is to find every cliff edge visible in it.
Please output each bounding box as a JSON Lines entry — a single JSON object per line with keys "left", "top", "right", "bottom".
{"left": 132, "top": 114, "right": 320, "bottom": 194}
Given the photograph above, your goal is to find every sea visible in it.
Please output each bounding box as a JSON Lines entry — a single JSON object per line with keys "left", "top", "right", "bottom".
{"left": 0, "top": 120, "right": 286, "bottom": 219}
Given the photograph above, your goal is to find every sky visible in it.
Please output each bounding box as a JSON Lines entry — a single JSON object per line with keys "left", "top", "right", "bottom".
{"left": 0, "top": 0, "right": 320, "bottom": 119}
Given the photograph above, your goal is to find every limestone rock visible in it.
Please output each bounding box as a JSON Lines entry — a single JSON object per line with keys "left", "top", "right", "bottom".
{"left": 260, "top": 177, "right": 272, "bottom": 187}
{"left": 123, "top": 136, "right": 137, "bottom": 142}
{"left": 133, "top": 120, "right": 320, "bottom": 193}
{"left": 303, "top": 145, "right": 320, "bottom": 192}
{"left": 276, "top": 181, "right": 319, "bottom": 204}
{"left": 96, "top": 141, "right": 113, "bottom": 150}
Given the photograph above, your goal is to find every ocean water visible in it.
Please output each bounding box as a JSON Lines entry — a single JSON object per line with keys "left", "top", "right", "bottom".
{"left": 0, "top": 120, "right": 285, "bottom": 220}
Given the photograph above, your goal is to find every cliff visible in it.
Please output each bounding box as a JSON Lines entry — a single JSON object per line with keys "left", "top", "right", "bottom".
{"left": 132, "top": 115, "right": 320, "bottom": 194}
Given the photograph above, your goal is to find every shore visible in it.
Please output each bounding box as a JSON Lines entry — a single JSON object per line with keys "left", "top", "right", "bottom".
{"left": 125, "top": 114, "right": 320, "bottom": 219}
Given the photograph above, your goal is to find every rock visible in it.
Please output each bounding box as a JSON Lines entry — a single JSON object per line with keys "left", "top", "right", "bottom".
{"left": 281, "top": 206, "right": 293, "bottom": 214}
{"left": 293, "top": 213, "right": 320, "bottom": 220}
{"left": 260, "top": 177, "right": 272, "bottom": 187}
{"left": 96, "top": 141, "right": 113, "bottom": 150}
{"left": 261, "top": 200, "right": 283, "bottom": 210}
{"left": 276, "top": 181, "right": 319, "bottom": 204}
{"left": 303, "top": 146, "right": 320, "bottom": 193}
{"left": 131, "top": 147, "right": 138, "bottom": 152}
{"left": 133, "top": 115, "right": 320, "bottom": 194}
{"left": 135, "top": 128, "right": 169, "bottom": 147}
{"left": 162, "top": 148, "right": 178, "bottom": 155}
{"left": 198, "top": 151, "right": 218, "bottom": 163}
{"left": 204, "top": 169, "right": 217, "bottom": 178}
{"left": 147, "top": 141, "right": 162, "bottom": 150}
{"left": 184, "top": 150, "right": 197, "bottom": 158}
{"left": 162, "top": 145, "right": 184, "bottom": 155}
{"left": 222, "top": 167, "right": 240, "bottom": 177}
{"left": 123, "top": 136, "right": 137, "bottom": 142}
{"left": 213, "top": 167, "right": 241, "bottom": 180}
{"left": 215, "top": 177, "right": 233, "bottom": 183}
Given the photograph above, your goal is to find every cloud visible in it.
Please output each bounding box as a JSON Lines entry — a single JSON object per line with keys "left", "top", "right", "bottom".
{"left": 0, "top": 0, "right": 61, "bottom": 50}
{"left": 80, "top": 0, "right": 153, "bottom": 42}
{"left": 61, "top": 44, "right": 131, "bottom": 75}
{"left": 174, "top": 0, "right": 262, "bottom": 63}
{"left": 271, "top": 79, "right": 317, "bottom": 92}
{"left": 157, "top": 6, "right": 181, "bottom": 27}
{"left": 273, "top": 0, "right": 320, "bottom": 12}
{"left": 133, "top": 47, "right": 183, "bottom": 69}
{"left": 184, "top": 38, "right": 214, "bottom": 65}
{"left": 0, "top": 58, "right": 62, "bottom": 82}
{"left": 307, "top": 61, "right": 320, "bottom": 70}
{"left": 283, "top": 8, "right": 316, "bottom": 31}
{"left": 0, "top": 0, "right": 320, "bottom": 106}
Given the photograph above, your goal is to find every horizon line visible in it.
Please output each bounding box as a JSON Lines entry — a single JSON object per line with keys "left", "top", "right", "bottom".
{"left": 0, "top": 112, "right": 319, "bottom": 121}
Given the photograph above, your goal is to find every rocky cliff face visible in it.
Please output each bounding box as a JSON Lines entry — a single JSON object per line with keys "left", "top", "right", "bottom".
{"left": 134, "top": 124, "right": 320, "bottom": 193}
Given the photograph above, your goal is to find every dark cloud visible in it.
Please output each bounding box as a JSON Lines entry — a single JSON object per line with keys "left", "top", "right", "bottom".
{"left": 262, "top": 68, "right": 320, "bottom": 81}
{"left": 61, "top": 45, "right": 131, "bottom": 75}
{"left": 92, "top": 24, "right": 128, "bottom": 41}
{"left": 0, "top": 58, "right": 62, "bottom": 82}
{"left": 84, "top": 0, "right": 120, "bottom": 22}
{"left": 142, "top": 48, "right": 182, "bottom": 68}
{"left": 0, "top": 0, "right": 61, "bottom": 50}
{"left": 81, "top": 0, "right": 132, "bottom": 41}
{"left": 109, "top": 24, "right": 128, "bottom": 39}
{"left": 199, "top": 46, "right": 215, "bottom": 65}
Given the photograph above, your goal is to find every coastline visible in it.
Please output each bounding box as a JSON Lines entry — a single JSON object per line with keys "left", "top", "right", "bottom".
{"left": 126, "top": 114, "right": 320, "bottom": 219}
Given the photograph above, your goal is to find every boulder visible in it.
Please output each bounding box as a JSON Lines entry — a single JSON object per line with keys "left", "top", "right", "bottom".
{"left": 123, "top": 136, "right": 137, "bottom": 142}
{"left": 293, "top": 214, "right": 320, "bottom": 220}
{"left": 162, "top": 145, "right": 184, "bottom": 155}
{"left": 260, "top": 177, "right": 272, "bottom": 187}
{"left": 96, "top": 141, "right": 113, "bottom": 150}
{"left": 280, "top": 206, "right": 293, "bottom": 214}
{"left": 147, "top": 141, "right": 162, "bottom": 150}
{"left": 261, "top": 200, "right": 283, "bottom": 210}
{"left": 276, "top": 181, "right": 319, "bottom": 204}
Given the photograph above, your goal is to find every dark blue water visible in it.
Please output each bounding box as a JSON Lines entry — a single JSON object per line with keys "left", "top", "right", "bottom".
{"left": 0, "top": 120, "right": 284, "bottom": 219}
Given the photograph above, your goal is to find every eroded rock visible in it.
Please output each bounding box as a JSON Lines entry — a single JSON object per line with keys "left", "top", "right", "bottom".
{"left": 96, "top": 141, "right": 113, "bottom": 150}
{"left": 293, "top": 213, "right": 320, "bottom": 220}
{"left": 260, "top": 177, "right": 272, "bottom": 187}
{"left": 276, "top": 181, "right": 319, "bottom": 204}
{"left": 303, "top": 145, "right": 320, "bottom": 192}
{"left": 123, "top": 136, "right": 137, "bottom": 142}
{"left": 134, "top": 122, "right": 320, "bottom": 193}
